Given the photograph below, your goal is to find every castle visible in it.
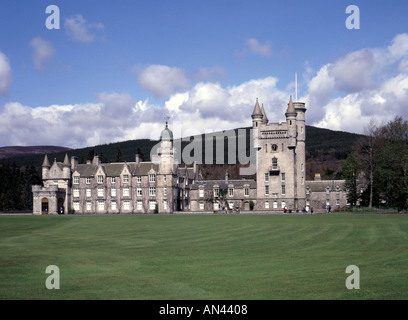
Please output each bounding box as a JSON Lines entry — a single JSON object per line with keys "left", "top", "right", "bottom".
{"left": 32, "top": 98, "right": 348, "bottom": 214}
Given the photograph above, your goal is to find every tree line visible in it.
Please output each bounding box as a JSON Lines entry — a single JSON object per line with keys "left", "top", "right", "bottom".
{"left": 0, "top": 163, "right": 42, "bottom": 212}
{"left": 342, "top": 116, "right": 408, "bottom": 211}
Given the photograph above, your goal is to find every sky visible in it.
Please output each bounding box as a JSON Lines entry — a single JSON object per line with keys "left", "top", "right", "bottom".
{"left": 0, "top": 0, "right": 408, "bottom": 148}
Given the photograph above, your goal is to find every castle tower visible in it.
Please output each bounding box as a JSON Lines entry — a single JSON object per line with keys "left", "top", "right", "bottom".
{"left": 42, "top": 154, "right": 50, "bottom": 180}
{"left": 158, "top": 121, "right": 175, "bottom": 174}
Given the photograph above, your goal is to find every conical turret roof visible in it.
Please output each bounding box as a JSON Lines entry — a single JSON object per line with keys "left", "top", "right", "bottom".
{"left": 285, "top": 96, "right": 296, "bottom": 117}
{"left": 261, "top": 104, "right": 268, "bottom": 123}
{"left": 42, "top": 154, "right": 50, "bottom": 167}
{"left": 251, "top": 98, "right": 263, "bottom": 119}
{"left": 63, "top": 153, "right": 70, "bottom": 167}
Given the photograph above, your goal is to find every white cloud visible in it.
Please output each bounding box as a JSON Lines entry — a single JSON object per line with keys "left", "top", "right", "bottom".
{"left": 0, "top": 51, "right": 12, "bottom": 95}
{"left": 136, "top": 64, "right": 190, "bottom": 98}
{"left": 305, "top": 33, "right": 408, "bottom": 131}
{"left": 245, "top": 38, "right": 272, "bottom": 57}
{"left": 64, "top": 15, "right": 104, "bottom": 43}
{"left": 29, "top": 37, "right": 56, "bottom": 72}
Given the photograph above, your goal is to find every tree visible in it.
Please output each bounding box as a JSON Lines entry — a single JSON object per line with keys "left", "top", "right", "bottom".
{"left": 205, "top": 187, "right": 228, "bottom": 212}
{"left": 356, "top": 118, "right": 382, "bottom": 208}
{"left": 341, "top": 152, "right": 360, "bottom": 207}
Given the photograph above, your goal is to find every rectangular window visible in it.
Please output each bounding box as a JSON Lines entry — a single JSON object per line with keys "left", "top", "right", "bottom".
{"left": 149, "top": 201, "right": 156, "bottom": 210}
{"left": 123, "top": 200, "right": 130, "bottom": 210}
{"left": 265, "top": 185, "right": 269, "bottom": 196}
{"left": 228, "top": 188, "right": 234, "bottom": 197}
{"left": 336, "top": 199, "right": 340, "bottom": 206}
{"left": 281, "top": 173, "right": 285, "bottom": 181}
{"left": 229, "top": 202, "right": 233, "bottom": 210}
{"left": 273, "top": 201, "right": 278, "bottom": 209}
{"left": 111, "top": 177, "right": 116, "bottom": 184}
{"left": 73, "top": 176, "right": 79, "bottom": 184}
{"left": 281, "top": 201, "right": 286, "bottom": 209}
{"left": 111, "top": 201, "right": 117, "bottom": 210}
{"left": 163, "top": 175, "right": 167, "bottom": 183}
{"left": 264, "top": 173, "right": 269, "bottom": 182}
{"left": 265, "top": 201, "right": 269, "bottom": 209}
{"left": 163, "top": 187, "right": 167, "bottom": 196}
{"left": 123, "top": 187, "right": 130, "bottom": 197}
{"left": 86, "top": 188, "right": 91, "bottom": 198}
{"left": 199, "top": 189, "right": 204, "bottom": 198}
{"left": 137, "top": 187, "right": 142, "bottom": 196}
{"left": 281, "top": 185, "right": 286, "bottom": 195}
{"left": 97, "top": 188, "right": 104, "bottom": 197}
{"left": 86, "top": 202, "right": 91, "bottom": 211}
{"left": 199, "top": 202, "right": 204, "bottom": 210}
{"left": 163, "top": 200, "right": 167, "bottom": 210}
{"left": 244, "top": 188, "right": 249, "bottom": 196}
{"left": 73, "top": 201, "right": 80, "bottom": 211}
{"left": 272, "top": 158, "right": 278, "bottom": 169}
{"left": 111, "top": 188, "right": 116, "bottom": 197}
{"left": 214, "top": 203, "right": 219, "bottom": 210}
{"left": 97, "top": 175, "right": 103, "bottom": 184}
{"left": 149, "top": 174, "right": 155, "bottom": 183}
{"left": 137, "top": 200, "right": 143, "bottom": 210}
{"left": 214, "top": 188, "right": 219, "bottom": 197}
{"left": 73, "top": 189, "right": 79, "bottom": 198}
{"left": 149, "top": 187, "right": 156, "bottom": 196}
{"left": 86, "top": 177, "right": 91, "bottom": 184}
{"left": 123, "top": 174, "right": 129, "bottom": 184}
{"left": 137, "top": 176, "right": 141, "bottom": 183}
{"left": 97, "top": 201, "right": 104, "bottom": 211}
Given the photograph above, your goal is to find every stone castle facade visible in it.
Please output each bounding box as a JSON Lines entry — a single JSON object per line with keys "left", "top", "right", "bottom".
{"left": 32, "top": 98, "right": 348, "bottom": 215}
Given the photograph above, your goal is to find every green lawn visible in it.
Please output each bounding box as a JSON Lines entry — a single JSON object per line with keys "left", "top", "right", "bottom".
{"left": 1, "top": 213, "right": 408, "bottom": 300}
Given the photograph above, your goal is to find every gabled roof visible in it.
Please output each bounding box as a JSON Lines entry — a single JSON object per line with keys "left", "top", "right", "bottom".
{"left": 74, "top": 164, "right": 98, "bottom": 177}
{"left": 133, "top": 162, "right": 159, "bottom": 176}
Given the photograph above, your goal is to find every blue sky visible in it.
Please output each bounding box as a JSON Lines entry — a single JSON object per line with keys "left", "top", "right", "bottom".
{"left": 1, "top": 0, "right": 408, "bottom": 148}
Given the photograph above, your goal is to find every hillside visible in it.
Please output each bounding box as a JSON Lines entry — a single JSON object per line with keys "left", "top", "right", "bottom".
{"left": 0, "top": 125, "right": 363, "bottom": 180}
{"left": 0, "top": 146, "right": 71, "bottom": 159}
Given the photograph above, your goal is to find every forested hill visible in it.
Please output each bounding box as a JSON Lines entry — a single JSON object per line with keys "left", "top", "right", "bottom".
{"left": 0, "top": 125, "right": 363, "bottom": 180}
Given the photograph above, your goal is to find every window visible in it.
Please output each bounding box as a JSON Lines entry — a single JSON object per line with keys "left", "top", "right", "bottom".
{"left": 123, "top": 188, "right": 130, "bottom": 197}
{"left": 229, "top": 202, "right": 233, "bottom": 210}
{"left": 163, "top": 187, "right": 167, "bottom": 196}
{"left": 301, "top": 163, "right": 304, "bottom": 172}
{"left": 336, "top": 199, "right": 340, "bottom": 206}
{"left": 73, "top": 176, "right": 79, "bottom": 184}
{"left": 273, "top": 201, "right": 278, "bottom": 209}
{"left": 281, "top": 201, "right": 286, "bottom": 209}
{"left": 214, "top": 203, "right": 219, "bottom": 210}
{"left": 228, "top": 188, "right": 234, "bottom": 197}
{"left": 86, "top": 189, "right": 91, "bottom": 198}
{"left": 163, "top": 200, "right": 167, "bottom": 210}
{"left": 149, "top": 174, "right": 155, "bottom": 183}
{"left": 326, "top": 187, "right": 330, "bottom": 195}
{"left": 98, "top": 201, "right": 104, "bottom": 211}
{"left": 97, "top": 188, "right": 104, "bottom": 197}
{"left": 326, "top": 199, "right": 330, "bottom": 206}
{"left": 244, "top": 188, "right": 249, "bottom": 196}
{"left": 214, "top": 188, "right": 219, "bottom": 197}
{"left": 306, "top": 187, "right": 310, "bottom": 195}
{"left": 73, "top": 189, "right": 79, "bottom": 198}
{"left": 149, "top": 201, "right": 156, "bottom": 210}
{"left": 163, "top": 175, "right": 167, "bottom": 183}
{"left": 265, "top": 201, "right": 269, "bottom": 209}
{"left": 137, "top": 188, "right": 142, "bottom": 196}
{"left": 124, "top": 200, "right": 130, "bottom": 210}
{"left": 149, "top": 187, "right": 156, "bottom": 196}
{"left": 272, "top": 157, "right": 278, "bottom": 169}
{"left": 199, "top": 202, "right": 204, "bottom": 210}
{"left": 123, "top": 174, "right": 129, "bottom": 184}
{"left": 281, "top": 173, "right": 285, "bottom": 181}
{"left": 301, "top": 176, "right": 304, "bottom": 185}
{"left": 86, "top": 177, "right": 91, "bottom": 184}
{"left": 336, "top": 186, "right": 340, "bottom": 194}
{"left": 111, "top": 201, "right": 117, "bottom": 210}
{"left": 137, "top": 201, "right": 143, "bottom": 210}
{"left": 111, "top": 188, "right": 116, "bottom": 197}
{"left": 264, "top": 173, "right": 269, "bottom": 182}
{"left": 281, "top": 185, "right": 286, "bottom": 195}
{"left": 265, "top": 185, "right": 269, "bottom": 196}
{"left": 199, "top": 189, "right": 204, "bottom": 198}
{"left": 73, "top": 201, "right": 80, "bottom": 211}
{"left": 86, "top": 202, "right": 91, "bottom": 211}
{"left": 97, "top": 175, "right": 103, "bottom": 184}
{"left": 137, "top": 176, "right": 141, "bottom": 183}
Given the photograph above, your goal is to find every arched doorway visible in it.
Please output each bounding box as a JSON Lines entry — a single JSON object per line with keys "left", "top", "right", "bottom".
{"left": 58, "top": 198, "right": 64, "bottom": 214}
{"left": 41, "top": 198, "right": 49, "bottom": 215}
